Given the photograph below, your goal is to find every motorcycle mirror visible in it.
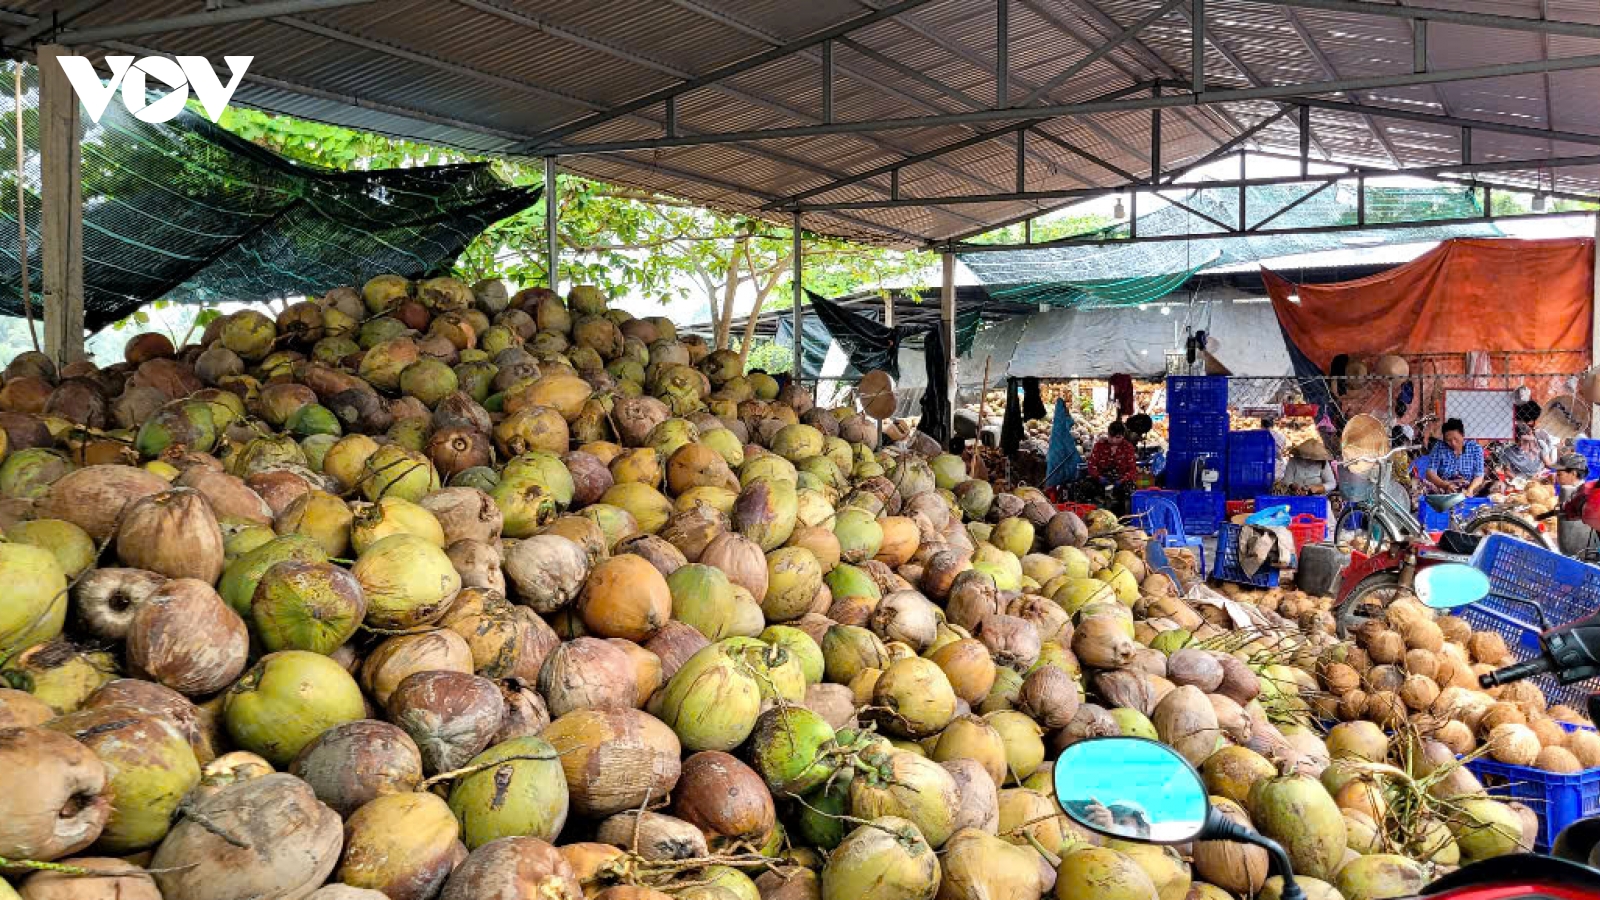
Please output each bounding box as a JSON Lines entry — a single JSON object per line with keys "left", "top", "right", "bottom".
{"left": 1054, "top": 738, "right": 1209, "bottom": 844}
{"left": 1415, "top": 563, "right": 1491, "bottom": 609}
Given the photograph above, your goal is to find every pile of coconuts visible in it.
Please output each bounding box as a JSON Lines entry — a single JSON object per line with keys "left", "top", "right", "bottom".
{"left": 0, "top": 274, "right": 1543, "bottom": 900}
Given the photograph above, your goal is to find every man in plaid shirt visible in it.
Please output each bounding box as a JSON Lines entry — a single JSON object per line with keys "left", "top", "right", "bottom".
{"left": 1423, "top": 418, "right": 1485, "bottom": 496}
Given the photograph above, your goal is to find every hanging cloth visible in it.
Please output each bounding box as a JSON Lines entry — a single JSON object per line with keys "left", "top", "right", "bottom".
{"left": 1045, "top": 398, "right": 1083, "bottom": 487}
{"left": 1001, "top": 378, "right": 1025, "bottom": 456}
{"left": 1108, "top": 373, "right": 1135, "bottom": 417}
{"left": 1022, "top": 377, "right": 1047, "bottom": 420}
{"left": 1465, "top": 350, "right": 1493, "bottom": 388}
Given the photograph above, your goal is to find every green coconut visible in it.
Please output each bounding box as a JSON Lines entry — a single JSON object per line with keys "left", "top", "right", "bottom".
{"left": 223, "top": 520, "right": 277, "bottom": 561}
{"left": 218, "top": 534, "right": 329, "bottom": 616}
{"left": 0, "top": 448, "right": 72, "bottom": 499}
{"left": 833, "top": 507, "right": 884, "bottom": 564}
{"left": 724, "top": 636, "right": 806, "bottom": 703}
{"left": 286, "top": 404, "right": 342, "bottom": 438}
{"left": 490, "top": 478, "right": 560, "bottom": 538}
{"left": 796, "top": 775, "right": 854, "bottom": 851}
{"left": 657, "top": 643, "right": 762, "bottom": 752}
{"left": 991, "top": 517, "right": 1035, "bottom": 557}
{"left": 135, "top": 402, "right": 217, "bottom": 457}
{"left": 0, "top": 542, "right": 69, "bottom": 658}
{"left": 1110, "top": 707, "right": 1159, "bottom": 740}
{"left": 701, "top": 428, "right": 745, "bottom": 469}
{"left": 821, "top": 625, "right": 889, "bottom": 685}
{"left": 822, "top": 816, "right": 940, "bottom": 900}
{"left": 954, "top": 480, "right": 994, "bottom": 520}
{"left": 734, "top": 478, "right": 799, "bottom": 551}
{"left": 501, "top": 451, "right": 576, "bottom": 508}
{"left": 46, "top": 707, "right": 200, "bottom": 852}
{"left": 1451, "top": 798, "right": 1524, "bottom": 861}
{"left": 400, "top": 359, "right": 460, "bottom": 407}
{"left": 600, "top": 482, "right": 674, "bottom": 534}
{"left": 6, "top": 518, "right": 95, "bottom": 577}
{"left": 1335, "top": 854, "right": 1428, "bottom": 900}
{"left": 220, "top": 309, "right": 276, "bottom": 360}
{"left": 740, "top": 454, "right": 797, "bottom": 487}
{"left": 869, "top": 657, "right": 956, "bottom": 738}
{"left": 360, "top": 444, "right": 441, "bottom": 502}
{"left": 274, "top": 490, "right": 354, "bottom": 558}
{"left": 848, "top": 746, "right": 959, "bottom": 848}
{"left": 351, "top": 533, "right": 462, "bottom": 630}
{"left": 1248, "top": 769, "right": 1348, "bottom": 880}
{"left": 447, "top": 735, "right": 570, "bottom": 849}
{"left": 224, "top": 650, "right": 365, "bottom": 766}
{"left": 1054, "top": 847, "right": 1159, "bottom": 900}
{"left": 748, "top": 705, "right": 838, "bottom": 794}
{"left": 763, "top": 546, "right": 822, "bottom": 623}
{"left": 931, "top": 454, "right": 967, "bottom": 490}
{"left": 825, "top": 564, "right": 882, "bottom": 603}
{"left": 251, "top": 560, "right": 367, "bottom": 655}
{"left": 350, "top": 496, "right": 446, "bottom": 554}
{"left": 759, "top": 625, "right": 824, "bottom": 684}
{"left": 667, "top": 563, "right": 741, "bottom": 641}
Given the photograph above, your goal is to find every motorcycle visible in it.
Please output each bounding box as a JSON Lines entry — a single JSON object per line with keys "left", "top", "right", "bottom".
{"left": 1055, "top": 561, "right": 1600, "bottom": 898}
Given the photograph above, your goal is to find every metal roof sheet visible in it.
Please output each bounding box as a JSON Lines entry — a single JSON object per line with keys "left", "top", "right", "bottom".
{"left": 11, "top": 0, "right": 1600, "bottom": 246}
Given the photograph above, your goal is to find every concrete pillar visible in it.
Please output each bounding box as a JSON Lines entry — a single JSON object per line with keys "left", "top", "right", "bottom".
{"left": 37, "top": 45, "right": 84, "bottom": 366}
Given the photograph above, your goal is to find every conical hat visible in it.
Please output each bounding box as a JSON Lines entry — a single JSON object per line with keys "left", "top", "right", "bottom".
{"left": 1540, "top": 394, "right": 1587, "bottom": 440}
{"left": 858, "top": 370, "right": 896, "bottom": 420}
{"left": 1341, "top": 414, "right": 1389, "bottom": 459}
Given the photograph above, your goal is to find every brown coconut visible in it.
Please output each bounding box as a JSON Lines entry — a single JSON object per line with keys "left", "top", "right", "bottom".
{"left": 0, "top": 727, "right": 111, "bottom": 863}
{"left": 38, "top": 465, "right": 170, "bottom": 542}
{"left": 537, "top": 637, "right": 639, "bottom": 718}
{"left": 290, "top": 719, "right": 424, "bottom": 817}
{"left": 360, "top": 629, "right": 474, "bottom": 706}
{"left": 126, "top": 579, "right": 248, "bottom": 696}
{"left": 1152, "top": 684, "right": 1221, "bottom": 766}
{"left": 672, "top": 751, "right": 776, "bottom": 844}
{"left": 386, "top": 670, "right": 506, "bottom": 775}
{"left": 543, "top": 708, "right": 681, "bottom": 818}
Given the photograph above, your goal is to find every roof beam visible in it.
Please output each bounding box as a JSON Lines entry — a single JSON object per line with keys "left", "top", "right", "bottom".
{"left": 5, "top": 0, "right": 114, "bottom": 48}
{"left": 519, "top": 0, "right": 943, "bottom": 149}
{"left": 42, "top": 0, "right": 383, "bottom": 44}
{"left": 794, "top": 152, "right": 1600, "bottom": 211}
{"left": 1250, "top": 0, "right": 1600, "bottom": 42}
{"left": 1020, "top": 0, "right": 1186, "bottom": 105}
{"left": 451, "top": 1, "right": 1019, "bottom": 214}
{"left": 542, "top": 49, "right": 1600, "bottom": 153}
{"left": 1289, "top": 95, "right": 1600, "bottom": 149}
{"left": 1278, "top": 6, "right": 1405, "bottom": 168}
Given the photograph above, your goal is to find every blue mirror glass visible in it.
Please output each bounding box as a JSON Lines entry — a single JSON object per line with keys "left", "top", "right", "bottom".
{"left": 1415, "top": 563, "right": 1490, "bottom": 609}
{"left": 1053, "top": 738, "right": 1208, "bottom": 844}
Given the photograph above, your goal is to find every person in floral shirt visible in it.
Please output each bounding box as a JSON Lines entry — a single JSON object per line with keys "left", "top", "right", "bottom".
{"left": 1087, "top": 420, "right": 1139, "bottom": 485}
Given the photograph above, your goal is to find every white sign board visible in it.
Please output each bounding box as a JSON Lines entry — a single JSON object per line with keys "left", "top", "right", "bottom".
{"left": 1444, "top": 389, "right": 1515, "bottom": 441}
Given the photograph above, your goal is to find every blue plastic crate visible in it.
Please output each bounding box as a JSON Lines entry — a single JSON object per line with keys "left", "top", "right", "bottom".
{"left": 1177, "top": 489, "right": 1225, "bottom": 536}
{"left": 1254, "top": 495, "right": 1332, "bottom": 522}
{"left": 1169, "top": 414, "right": 1229, "bottom": 455}
{"left": 1577, "top": 438, "right": 1600, "bottom": 476}
{"left": 1226, "top": 430, "right": 1278, "bottom": 499}
{"left": 1167, "top": 376, "right": 1229, "bottom": 418}
{"left": 1465, "top": 722, "right": 1600, "bottom": 853}
{"left": 1212, "top": 522, "right": 1280, "bottom": 587}
{"left": 1417, "top": 495, "right": 1491, "bottom": 532}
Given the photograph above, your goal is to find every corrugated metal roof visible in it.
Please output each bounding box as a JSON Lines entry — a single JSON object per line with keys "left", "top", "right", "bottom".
{"left": 12, "top": 0, "right": 1600, "bottom": 246}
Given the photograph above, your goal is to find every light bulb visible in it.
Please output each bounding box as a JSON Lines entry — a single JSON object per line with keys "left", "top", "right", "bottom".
{"left": 1533, "top": 192, "right": 1547, "bottom": 211}
{"left": 1114, "top": 196, "right": 1126, "bottom": 218}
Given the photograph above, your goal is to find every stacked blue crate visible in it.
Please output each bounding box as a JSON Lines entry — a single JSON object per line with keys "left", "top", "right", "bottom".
{"left": 1165, "top": 377, "right": 1229, "bottom": 490}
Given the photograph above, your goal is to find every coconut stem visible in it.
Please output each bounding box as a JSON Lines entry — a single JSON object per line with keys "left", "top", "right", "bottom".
{"left": 416, "top": 750, "right": 575, "bottom": 791}
{"left": 0, "top": 856, "right": 200, "bottom": 877}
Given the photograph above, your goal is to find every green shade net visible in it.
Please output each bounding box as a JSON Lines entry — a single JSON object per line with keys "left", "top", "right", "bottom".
{"left": 0, "top": 61, "right": 539, "bottom": 330}
{"left": 960, "top": 181, "right": 1501, "bottom": 311}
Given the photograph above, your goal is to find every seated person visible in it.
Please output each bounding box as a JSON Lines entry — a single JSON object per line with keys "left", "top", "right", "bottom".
{"left": 1500, "top": 423, "right": 1557, "bottom": 482}
{"left": 1424, "top": 418, "right": 1485, "bottom": 497}
{"left": 1087, "top": 420, "right": 1138, "bottom": 486}
{"left": 1279, "top": 439, "right": 1335, "bottom": 495}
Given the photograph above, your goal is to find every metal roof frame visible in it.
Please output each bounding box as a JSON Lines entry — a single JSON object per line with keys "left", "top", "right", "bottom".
{"left": 6, "top": 0, "right": 1600, "bottom": 250}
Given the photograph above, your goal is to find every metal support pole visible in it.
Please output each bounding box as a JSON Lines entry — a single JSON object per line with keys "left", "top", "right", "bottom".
{"left": 1413, "top": 20, "right": 1428, "bottom": 74}
{"left": 792, "top": 212, "right": 803, "bottom": 377}
{"left": 1150, "top": 85, "right": 1162, "bottom": 182}
{"left": 1356, "top": 173, "right": 1365, "bottom": 225}
{"left": 821, "top": 40, "right": 834, "bottom": 123}
{"left": 1299, "top": 105, "right": 1311, "bottom": 177}
{"left": 544, "top": 156, "right": 560, "bottom": 293}
{"left": 664, "top": 96, "right": 676, "bottom": 137}
{"left": 1130, "top": 190, "right": 1139, "bottom": 239}
{"left": 941, "top": 251, "right": 957, "bottom": 444}
{"left": 1024, "top": 217, "right": 1032, "bottom": 244}
{"left": 889, "top": 168, "right": 900, "bottom": 199}
{"left": 1590, "top": 214, "right": 1599, "bottom": 425}
{"left": 1014, "top": 131, "right": 1026, "bottom": 193}
{"left": 1462, "top": 127, "right": 1472, "bottom": 165}
{"left": 1484, "top": 184, "right": 1494, "bottom": 217}
{"left": 995, "top": 0, "right": 1008, "bottom": 107}
{"left": 1191, "top": 0, "right": 1205, "bottom": 94}
{"left": 37, "top": 45, "right": 83, "bottom": 366}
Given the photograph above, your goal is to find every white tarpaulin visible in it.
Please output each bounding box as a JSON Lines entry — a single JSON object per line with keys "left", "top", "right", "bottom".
{"left": 893, "top": 299, "right": 1293, "bottom": 412}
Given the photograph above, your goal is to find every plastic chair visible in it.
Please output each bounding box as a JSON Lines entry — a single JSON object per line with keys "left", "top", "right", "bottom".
{"left": 1130, "top": 491, "right": 1207, "bottom": 574}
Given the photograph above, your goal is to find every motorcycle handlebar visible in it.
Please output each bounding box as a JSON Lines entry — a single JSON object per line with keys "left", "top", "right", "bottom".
{"left": 1479, "top": 657, "right": 1554, "bottom": 688}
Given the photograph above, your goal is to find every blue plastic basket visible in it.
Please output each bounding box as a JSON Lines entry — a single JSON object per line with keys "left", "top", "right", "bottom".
{"left": 1465, "top": 722, "right": 1600, "bottom": 853}
{"left": 1576, "top": 439, "right": 1600, "bottom": 477}
{"left": 1226, "top": 430, "right": 1278, "bottom": 499}
{"left": 1212, "top": 522, "right": 1280, "bottom": 586}
{"left": 1167, "top": 376, "right": 1229, "bottom": 418}
{"left": 1169, "top": 414, "right": 1229, "bottom": 454}
{"left": 1177, "top": 489, "right": 1225, "bottom": 536}
{"left": 1417, "top": 495, "right": 1491, "bottom": 533}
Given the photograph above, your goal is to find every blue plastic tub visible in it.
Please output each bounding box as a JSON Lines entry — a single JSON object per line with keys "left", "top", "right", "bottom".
{"left": 1417, "top": 495, "right": 1491, "bottom": 533}
{"left": 1212, "top": 522, "right": 1280, "bottom": 587}
{"left": 1465, "top": 722, "right": 1600, "bottom": 853}
{"left": 1576, "top": 438, "right": 1600, "bottom": 476}
{"left": 1254, "top": 495, "right": 1332, "bottom": 522}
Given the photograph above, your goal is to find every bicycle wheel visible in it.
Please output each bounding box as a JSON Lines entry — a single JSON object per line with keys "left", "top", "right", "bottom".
{"left": 1335, "top": 571, "right": 1406, "bottom": 639}
{"left": 1460, "top": 510, "right": 1552, "bottom": 550}
{"left": 1333, "top": 506, "right": 1383, "bottom": 552}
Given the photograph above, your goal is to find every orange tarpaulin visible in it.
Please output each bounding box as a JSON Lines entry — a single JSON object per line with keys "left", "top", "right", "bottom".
{"left": 1263, "top": 237, "right": 1594, "bottom": 371}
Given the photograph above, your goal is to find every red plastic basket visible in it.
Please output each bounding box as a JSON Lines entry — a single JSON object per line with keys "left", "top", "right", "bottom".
{"left": 1055, "top": 502, "right": 1097, "bottom": 519}
{"left": 1225, "top": 500, "right": 1253, "bottom": 519}
{"left": 1287, "top": 513, "right": 1326, "bottom": 555}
